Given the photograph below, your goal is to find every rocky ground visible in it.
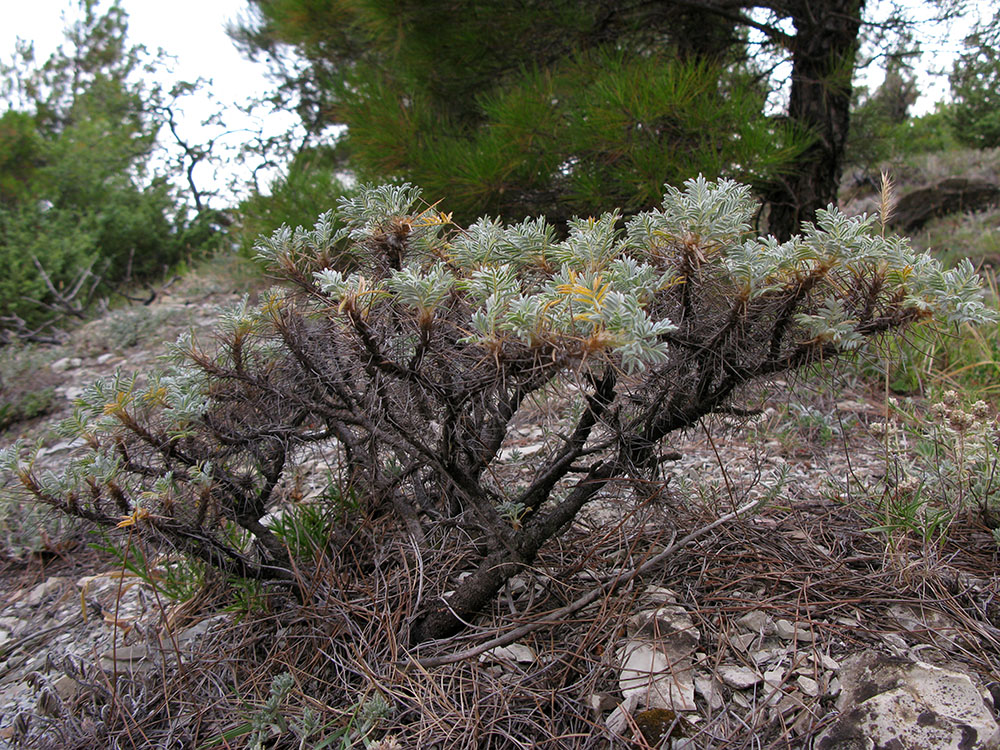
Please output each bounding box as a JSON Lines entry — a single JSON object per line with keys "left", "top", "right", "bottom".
{"left": 1, "top": 259, "right": 1000, "bottom": 748}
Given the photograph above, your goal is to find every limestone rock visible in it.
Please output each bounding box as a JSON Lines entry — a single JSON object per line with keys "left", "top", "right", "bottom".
{"left": 816, "top": 652, "right": 1000, "bottom": 750}
{"left": 644, "top": 586, "right": 679, "bottom": 604}
{"left": 889, "top": 603, "right": 960, "bottom": 651}
{"left": 49, "top": 357, "right": 82, "bottom": 373}
{"left": 99, "top": 644, "right": 152, "bottom": 673}
{"left": 481, "top": 643, "right": 536, "bottom": 664}
{"left": 737, "top": 609, "right": 776, "bottom": 635}
{"left": 617, "top": 641, "right": 697, "bottom": 712}
{"left": 796, "top": 675, "right": 819, "bottom": 697}
{"left": 718, "top": 665, "right": 762, "bottom": 689}
{"left": 606, "top": 691, "right": 641, "bottom": 736}
{"left": 627, "top": 606, "right": 699, "bottom": 644}
{"left": 25, "top": 578, "right": 67, "bottom": 607}
{"left": 616, "top": 605, "right": 700, "bottom": 712}
{"left": 694, "top": 673, "right": 724, "bottom": 710}
{"left": 774, "top": 618, "right": 814, "bottom": 642}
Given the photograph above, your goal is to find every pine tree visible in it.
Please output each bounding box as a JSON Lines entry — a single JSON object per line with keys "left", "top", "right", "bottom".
{"left": 950, "top": 9, "right": 1000, "bottom": 149}
{"left": 230, "top": 0, "right": 809, "bottom": 228}
{"left": 232, "top": 0, "right": 898, "bottom": 239}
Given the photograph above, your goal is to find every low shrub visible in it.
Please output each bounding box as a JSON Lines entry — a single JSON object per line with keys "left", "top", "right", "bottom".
{"left": 2, "top": 177, "right": 994, "bottom": 643}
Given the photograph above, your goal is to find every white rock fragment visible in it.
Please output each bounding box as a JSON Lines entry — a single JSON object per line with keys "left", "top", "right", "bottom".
{"left": 99, "top": 644, "right": 151, "bottom": 673}
{"left": 588, "top": 693, "right": 618, "bottom": 712}
{"left": 36, "top": 440, "right": 77, "bottom": 457}
{"left": 695, "top": 673, "right": 724, "bottom": 710}
{"left": 616, "top": 641, "right": 697, "bottom": 712}
{"left": 812, "top": 652, "right": 840, "bottom": 671}
{"left": 53, "top": 675, "right": 79, "bottom": 702}
{"left": 50, "top": 357, "right": 82, "bottom": 372}
{"left": 826, "top": 676, "right": 842, "bottom": 698}
{"left": 774, "top": 618, "right": 815, "bottom": 642}
{"left": 729, "top": 632, "right": 758, "bottom": 652}
{"left": 605, "top": 692, "right": 641, "bottom": 736}
{"left": 889, "top": 603, "right": 960, "bottom": 649}
{"left": 615, "top": 606, "right": 701, "bottom": 713}
{"left": 751, "top": 646, "right": 787, "bottom": 665}
{"left": 481, "top": 643, "right": 536, "bottom": 664}
{"left": 717, "top": 665, "right": 762, "bottom": 689}
{"left": 498, "top": 443, "right": 543, "bottom": 461}
{"left": 774, "top": 619, "right": 796, "bottom": 639}
{"left": 644, "top": 585, "right": 679, "bottom": 604}
{"left": 797, "top": 675, "right": 820, "bottom": 697}
{"left": 0, "top": 616, "right": 24, "bottom": 634}
{"left": 26, "top": 578, "right": 67, "bottom": 606}
{"left": 881, "top": 632, "right": 909, "bottom": 653}
{"left": 737, "top": 610, "right": 776, "bottom": 634}
{"left": 731, "top": 691, "right": 752, "bottom": 709}
{"left": 771, "top": 692, "right": 803, "bottom": 718}
{"left": 60, "top": 385, "right": 86, "bottom": 401}
{"left": 763, "top": 668, "right": 786, "bottom": 701}
{"left": 627, "top": 606, "right": 699, "bottom": 642}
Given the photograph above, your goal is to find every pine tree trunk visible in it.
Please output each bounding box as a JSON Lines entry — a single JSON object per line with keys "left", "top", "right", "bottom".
{"left": 763, "top": 0, "right": 865, "bottom": 241}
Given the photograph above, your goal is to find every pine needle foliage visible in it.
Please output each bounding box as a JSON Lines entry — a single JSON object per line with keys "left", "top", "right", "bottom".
{"left": 233, "top": 0, "right": 808, "bottom": 226}
{"left": 339, "top": 50, "right": 805, "bottom": 224}
{"left": 2, "top": 178, "right": 994, "bottom": 642}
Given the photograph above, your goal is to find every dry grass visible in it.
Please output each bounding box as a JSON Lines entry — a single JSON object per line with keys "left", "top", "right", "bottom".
{"left": 16, "top": 481, "right": 1000, "bottom": 749}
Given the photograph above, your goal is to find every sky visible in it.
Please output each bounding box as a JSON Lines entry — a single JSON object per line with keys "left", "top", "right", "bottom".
{"left": 0, "top": 0, "right": 986, "bottom": 207}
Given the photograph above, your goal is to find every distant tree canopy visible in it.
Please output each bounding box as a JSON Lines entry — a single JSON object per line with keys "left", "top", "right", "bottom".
{"left": 232, "top": 0, "right": 869, "bottom": 240}
{"left": 844, "top": 41, "right": 925, "bottom": 167}
{"left": 950, "top": 9, "right": 1000, "bottom": 150}
{"left": 0, "top": 0, "right": 217, "bottom": 333}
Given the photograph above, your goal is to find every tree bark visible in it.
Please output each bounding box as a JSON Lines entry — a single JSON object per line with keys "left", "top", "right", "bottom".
{"left": 762, "top": 0, "right": 865, "bottom": 240}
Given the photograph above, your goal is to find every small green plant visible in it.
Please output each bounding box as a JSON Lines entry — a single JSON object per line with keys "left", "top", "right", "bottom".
{"left": 201, "top": 672, "right": 295, "bottom": 750}
{"left": 89, "top": 533, "right": 206, "bottom": 602}
{"left": 104, "top": 308, "right": 169, "bottom": 350}
{"left": 783, "top": 403, "right": 841, "bottom": 450}
{"left": 0, "top": 345, "right": 60, "bottom": 431}
{"left": 269, "top": 500, "right": 344, "bottom": 558}
{"left": 201, "top": 675, "right": 391, "bottom": 750}
{"left": 860, "top": 391, "right": 1000, "bottom": 550}
{"left": 223, "top": 577, "right": 271, "bottom": 620}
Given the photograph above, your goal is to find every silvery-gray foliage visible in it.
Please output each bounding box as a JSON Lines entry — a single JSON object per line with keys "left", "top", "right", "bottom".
{"left": 3, "top": 176, "right": 992, "bottom": 642}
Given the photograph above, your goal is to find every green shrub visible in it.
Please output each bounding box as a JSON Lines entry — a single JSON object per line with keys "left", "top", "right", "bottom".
{"left": 0, "top": 204, "right": 99, "bottom": 326}
{"left": 858, "top": 391, "right": 1000, "bottom": 552}
{"left": 0, "top": 345, "right": 61, "bottom": 431}
{"left": 2, "top": 177, "right": 994, "bottom": 644}
{"left": 0, "top": 2, "right": 218, "bottom": 333}
{"left": 910, "top": 208, "right": 1000, "bottom": 270}
{"left": 846, "top": 103, "right": 959, "bottom": 170}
